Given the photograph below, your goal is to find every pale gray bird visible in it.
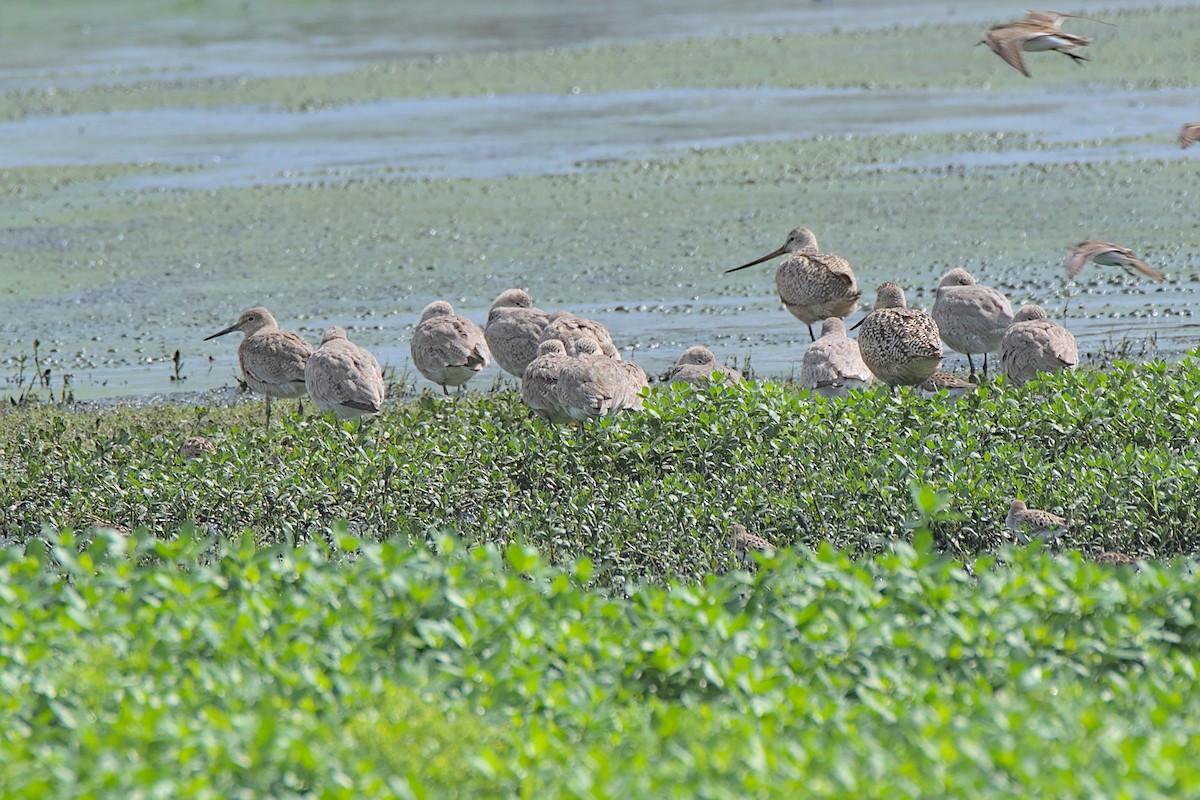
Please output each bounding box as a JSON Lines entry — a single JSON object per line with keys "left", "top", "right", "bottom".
{"left": 484, "top": 288, "right": 551, "bottom": 379}
{"left": 205, "top": 306, "right": 314, "bottom": 427}
{"left": 853, "top": 283, "right": 943, "bottom": 388}
{"left": 664, "top": 346, "right": 742, "bottom": 386}
{"left": 1006, "top": 499, "right": 1067, "bottom": 544}
{"left": 726, "top": 227, "right": 860, "bottom": 341}
{"left": 1000, "top": 305, "right": 1078, "bottom": 387}
{"left": 555, "top": 339, "right": 636, "bottom": 426}
{"left": 521, "top": 339, "right": 575, "bottom": 425}
{"left": 931, "top": 268, "right": 1014, "bottom": 378}
{"left": 800, "top": 317, "right": 873, "bottom": 398}
{"left": 305, "top": 326, "right": 386, "bottom": 421}
{"left": 410, "top": 301, "right": 491, "bottom": 395}
{"left": 539, "top": 311, "right": 622, "bottom": 359}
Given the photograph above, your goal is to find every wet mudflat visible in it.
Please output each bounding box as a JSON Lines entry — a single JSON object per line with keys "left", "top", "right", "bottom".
{"left": 1, "top": 1, "right": 1197, "bottom": 400}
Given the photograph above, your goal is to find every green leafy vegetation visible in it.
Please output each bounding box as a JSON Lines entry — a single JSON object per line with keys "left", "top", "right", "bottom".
{"left": 1, "top": 526, "right": 1198, "bottom": 797}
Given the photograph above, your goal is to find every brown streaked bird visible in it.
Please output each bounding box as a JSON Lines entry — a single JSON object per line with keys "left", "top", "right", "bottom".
{"left": 999, "top": 305, "right": 1078, "bottom": 387}
{"left": 664, "top": 346, "right": 742, "bottom": 386}
{"left": 1065, "top": 240, "right": 1164, "bottom": 283}
{"left": 484, "top": 288, "right": 551, "bottom": 379}
{"left": 853, "top": 283, "right": 943, "bottom": 388}
{"left": 539, "top": 311, "right": 622, "bottom": 359}
{"left": 411, "top": 300, "right": 491, "bottom": 396}
{"left": 521, "top": 339, "right": 575, "bottom": 425}
{"left": 555, "top": 339, "right": 639, "bottom": 427}
{"left": 919, "top": 370, "right": 977, "bottom": 399}
{"left": 931, "top": 268, "right": 1014, "bottom": 378}
{"left": 1180, "top": 122, "right": 1200, "bottom": 150}
{"left": 1093, "top": 551, "right": 1141, "bottom": 569}
{"left": 204, "top": 306, "right": 314, "bottom": 427}
{"left": 1006, "top": 499, "right": 1067, "bottom": 544}
{"left": 726, "top": 227, "right": 860, "bottom": 341}
{"left": 180, "top": 436, "right": 217, "bottom": 460}
{"left": 305, "top": 326, "right": 386, "bottom": 421}
{"left": 978, "top": 10, "right": 1106, "bottom": 78}
{"left": 730, "top": 523, "right": 774, "bottom": 566}
{"left": 800, "top": 317, "right": 873, "bottom": 398}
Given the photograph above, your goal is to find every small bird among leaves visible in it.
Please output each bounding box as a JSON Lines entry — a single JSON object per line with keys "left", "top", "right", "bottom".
{"left": 1065, "top": 240, "right": 1164, "bottom": 282}
{"left": 180, "top": 436, "right": 217, "bottom": 460}
{"left": 730, "top": 523, "right": 774, "bottom": 566}
{"left": 1006, "top": 499, "right": 1068, "bottom": 544}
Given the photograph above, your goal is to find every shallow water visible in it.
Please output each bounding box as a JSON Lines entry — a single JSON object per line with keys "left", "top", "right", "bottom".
{"left": 2, "top": 1, "right": 1198, "bottom": 401}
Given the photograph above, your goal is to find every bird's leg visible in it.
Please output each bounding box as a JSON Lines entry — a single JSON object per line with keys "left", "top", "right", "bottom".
{"left": 296, "top": 398, "right": 304, "bottom": 416}
{"left": 265, "top": 397, "right": 272, "bottom": 428}
{"left": 807, "top": 324, "right": 816, "bottom": 342}
{"left": 967, "top": 353, "right": 977, "bottom": 378}
{"left": 1059, "top": 50, "right": 1088, "bottom": 64}
{"left": 441, "top": 384, "right": 449, "bottom": 397}
{"left": 982, "top": 352, "right": 989, "bottom": 378}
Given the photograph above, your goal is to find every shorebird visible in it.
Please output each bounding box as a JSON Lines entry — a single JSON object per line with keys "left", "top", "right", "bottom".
{"left": 484, "top": 288, "right": 551, "bottom": 379}
{"left": 853, "top": 283, "right": 943, "bottom": 388}
{"left": 1000, "top": 304, "right": 1078, "bottom": 386}
{"left": 521, "top": 339, "right": 575, "bottom": 425}
{"left": 1065, "top": 241, "right": 1164, "bottom": 282}
{"left": 800, "top": 317, "right": 873, "bottom": 398}
{"left": 931, "top": 268, "right": 1013, "bottom": 378}
{"left": 664, "top": 346, "right": 742, "bottom": 386}
{"left": 1180, "top": 122, "right": 1200, "bottom": 150}
{"left": 410, "top": 301, "right": 491, "bottom": 395}
{"left": 180, "top": 436, "right": 217, "bottom": 460}
{"left": 555, "top": 339, "right": 639, "bottom": 426}
{"left": 726, "top": 227, "right": 860, "bottom": 341}
{"left": 978, "top": 10, "right": 1105, "bottom": 78}
{"left": 616, "top": 359, "right": 650, "bottom": 411}
{"left": 539, "top": 311, "right": 622, "bottom": 359}
{"left": 919, "top": 370, "right": 977, "bottom": 399}
{"left": 204, "top": 306, "right": 314, "bottom": 427}
{"left": 1006, "top": 499, "right": 1067, "bottom": 544}
{"left": 730, "top": 523, "right": 774, "bottom": 566}
{"left": 1093, "top": 551, "right": 1141, "bottom": 569}
{"left": 305, "top": 327, "right": 386, "bottom": 421}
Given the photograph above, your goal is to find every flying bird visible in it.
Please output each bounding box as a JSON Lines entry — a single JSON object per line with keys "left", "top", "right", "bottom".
{"left": 1065, "top": 240, "right": 1164, "bottom": 282}
{"left": 978, "top": 10, "right": 1109, "bottom": 77}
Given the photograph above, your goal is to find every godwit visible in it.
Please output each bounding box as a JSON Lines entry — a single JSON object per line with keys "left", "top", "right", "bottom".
{"left": 931, "top": 268, "right": 1013, "bottom": 378}
{"left": 484, "top": 288, "right": 551, "bottom": 379}
{"left": 730, "top": 523, "right": 774, "bottom": 566}
{"left": 305, "top": 326, "right": 386, "bottom": 421}
{"left": 799, "top": 317, "right": 872, "bottom": 398}
{"left": 1180, "top": 122, "right": 1200, "bottom": 149}
{"left": 555, "top": 338, "right": 637, "bottom": 426}
{"left": 180, "top": 436, "right": 217, "bottom": 459}
{"left": 726, "top": 227, "right": 860, "bottom": 341}
{"left": 919, "top": 370, "right": 977, "bottom": 399}
{"left": 1006, "top": 499, "right": 1067, "bottom": 544}
{"left": 410, "top": 301, "right": 491, "bottom": 395}
{"left": 1000, "top": 305, "right": 1078, "bottom": 387}
{"left": 616, "top": 358, "right": 650, "bottom": 411}
{"left": 204, "top": 306, "right": 314, "bottom": 427}
{"left": 664, "top": 346, "right": 742, "bottom": 386}
{"left": 1093, "top": 551, "right": 1141, "bottom": 569}
{"left": 539, "top": 311, "right": 622, "bottom": 359}
{"left": 979, "top": 10, "right": 1106, "bottom": 78}
{"left": 853, "top": 283, "right": 943, "bottom": 388}
{"left": 521, "top": 339, "right": 575, "bottom": 425}
{"left": 1065, "top": 241, "right": 1164, "bottom": 282}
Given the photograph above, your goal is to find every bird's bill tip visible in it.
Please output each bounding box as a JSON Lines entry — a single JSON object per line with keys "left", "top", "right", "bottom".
{"left": 725, "top": 245, "right": 789, "bottom": 274}
{"left": 847, "top": 316, "right": 866, "bottom": 332}
{"left": 204, "top": 324, "right": 240, "bottom": 341}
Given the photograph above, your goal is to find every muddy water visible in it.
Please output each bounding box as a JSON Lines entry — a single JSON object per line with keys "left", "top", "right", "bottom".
{"left": 2, "top": 1, "right": 1198, "bottom": 401}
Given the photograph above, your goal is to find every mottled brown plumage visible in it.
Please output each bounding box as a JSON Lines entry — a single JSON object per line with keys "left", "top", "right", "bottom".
{"left": 555, "top": 339, "right": 639, "bottom": 424}
{"left": 665, "top": 346, "right": 742, "bottom": 386}
{"left": 411, "top": 300, "right": 491, "bottom": 395}
{"left": 800, "top": 317, "right": 872, "bottom": 398}
{"left": 919, "top": 370, "right": 977, "bottom": 399}
{"left": 1000, "top": 304, "right": 1078, "bottom": 387}
{"left": 979, "top": 10, "right": 1101, "bottom": 78}
{"left": 1180, "top": 122, "right": 1200, "bottom": 150}
{"left": 1006, "top": 499, "right": 1067, "bottom": 544}
{"left": 730, "top": 523, "right": 774, "bottom": 565}
{"left": 180, "top": 436, "right": 217, "bottom": 459}
{"left": 521, "top": 339, "right": 575, "bottom": 425}
{"left": 1065, "top": 240, "right": 1164, "bottom": 282}
{"left": 484, "top": 288, "right": 551, "bottom": 378}
{"left": 539, "top": 311, "right": 622, "bottom": 359}
{"left": 726, "top": 227, "right": 860, "bottom": 341}
{"left": 855, "top": 283, "right": 943, "bottom": 388}
{"left": 932, "top": 268, "right": 1013, "bottom": 378}
{"left": 305, "top": 326, "right": 386, "bottom": 420}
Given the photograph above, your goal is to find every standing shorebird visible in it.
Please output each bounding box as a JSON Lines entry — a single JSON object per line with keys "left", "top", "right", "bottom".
{"left": 1180, "top": 122, "right": 1200, "bottom": 150}
{"left": 181, "top": 436, "right": 217, "bottom": 460}
{"left": 931, "top": 268, "right": 1014, "bottom": 379}
{"left": 978, "top": 10, "right": 1105, "bottom": 78}
{"left": 204, "top": 306, "right": 314, "bottom": 427}
{"left": 1065, "top": 241, "right": 1165, "bottom": 283}
{"left": 664, "top": 346, "right": 742, "bottom": 386}
{"left": 1000, "top": 305, "right": 1078, "bottom": 387}
{"left": 555, "top": 339, "right": 639, "bottom": 427}
{"left": 853, "top": 283, "right": 943, "bottom": 388}
{"left": 1006, "top": 499, "right": 1068, "bottom": 544}
{"left": 539, "top": 311, "right": 622, "bottom": 359}
{"left": 730, "top": 523, "right": 774, "bottom": 566}
{"left": 305, "top": 326, "right": 386, "bottom": 421}
{"left": 410, "top": 301, "right": 491, "bottom": 396}
{"left": 521, "top": 339, "right": 575, "bottom": 425}
{"left": 484, "top": 288, "right": 551, "bottom": 379}
{"left": 919, "top": 370, "right": 977, "bottom": 399}
{"left": 726, "top": 227, "right": 860, "bottom": 341}
{"left": 800, "top": 317, "right": 873, "bottom": 398}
